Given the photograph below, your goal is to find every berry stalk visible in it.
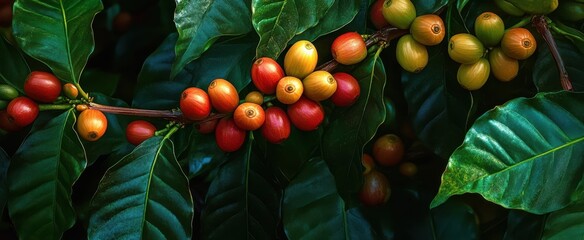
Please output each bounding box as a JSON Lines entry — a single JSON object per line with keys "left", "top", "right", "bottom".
{"left": 532, "top": 15, "right": 573, "bottom": 91}
{"left": 87, "top": 102, "right": 226, "bottom": 124}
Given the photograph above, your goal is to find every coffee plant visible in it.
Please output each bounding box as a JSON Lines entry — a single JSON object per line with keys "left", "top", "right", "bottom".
{"left": 0, "top": 0, "right": 583, "bottom": 239}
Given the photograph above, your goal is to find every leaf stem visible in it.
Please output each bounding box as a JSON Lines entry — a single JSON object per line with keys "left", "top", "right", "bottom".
{"left": 74, "top": 83, "right": 90, "bottom": 101}
{"left": 532, "top": 15, "right": 573, "bottom": 91}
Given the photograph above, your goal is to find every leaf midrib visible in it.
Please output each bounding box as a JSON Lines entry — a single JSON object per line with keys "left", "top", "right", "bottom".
{"left": 140, "top": 137, "right": 166, "bottom": 238}
{"left": 58, "top": 0, "right": 76, "bottom": 83}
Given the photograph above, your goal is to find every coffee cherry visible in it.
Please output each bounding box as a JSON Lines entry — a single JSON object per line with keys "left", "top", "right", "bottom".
{"left": 474, "top": 12, "right": 504, "bottom": 47}
{"left": 63, "top": 83, "right": 79, "bottom": 99}
{"left": 215, "top": 117, "right": 246, "bottom": 152}
{"left": 331, "top": 72, "right": 360, "bottom": 107}
{"left": 0, "top": 84, "right": 18, "bottom": 100}
{"left": 448, "top": 33, "right": 485, "bottom": 64}
{"left": 24, "top": 71, "right": 62, "bottom": 103}
{"left": 302, "top": 70, "right": 337, "bottom": 101}
{"left": 196, "top": 118, "right": 219, "bottom": 134}
{"left": 501, "top": 28, "right": 537, "bottom": 60}
{"left": 0, "top": 110, "right": 21, "bottom": 132}
{"left": 276, "top": 76, "right": 304, "bottom": 104}
{"left": 372, "top": 134, "right": 404, "bottom": 166}
{"left": 410, "top": 14, "right": 445, "bottom": 46}
{"left": 382, "top": 0, "right": 416, "bottom": 29}
{"left": 331, "top": 32, "right": 367, "bottom": 65}
{"left": 504, "top": 0, "right": 558, "bottom": 15}
{"left": 489, "top": 47, "right": 518, "bottom": 82}
{"left": 126, "top": 120, "right": 156, "bottom": 145}
{"left": 399, "top": 162, "right": 418, "bottom": 177}
{"left": 75, "top": 104, "right": 88, "bottom": 112}
{"left": 6, "top": 96, "right": 38, "bottom": 127}
{"left": 287, "top": 96, "right": 324, "bottom": 131}
{"left": 77, "top": 109, "right": 107, "bottom": 142}
{"left": 457, "top": 58, "right": 490, "bottom": 91}
{"left": 180, "top": 87, "right": 211, "bottom": 120}
{"left": 251, "top": 57, "right": 285, "bottom": 94}
{"left": 208, "top": 78, "right": 239, "bottom": 113}
{"left": 244, "top": 91, "right": 264, "bottom": 105}
{"left": 361, "top": 153, "right": 376, "bottom": 174}
{"left": 369, "top": 0, "right": 389, "bottom": 29}
{"left": 359, "top": 170, "right": 391, "bottom": 206}
{"left": 396, "top": 34, "right": 428, "bottom": 73}
{"left": 261, "top": 106, "right": 291, "bottom": 144}
{"left": 233, "top": 102, "right": 265, "bottom": 131}
{"left": 284, "top": 40, "right": 318, "bottom": 79}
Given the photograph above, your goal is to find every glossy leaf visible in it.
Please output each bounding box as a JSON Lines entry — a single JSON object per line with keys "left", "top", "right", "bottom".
{"left": 542, "top": 202, "right": 584, "bottom": 239}
{"left": 137, "top": 33, "right": 177, "bottom": 87}
{"left": 430, "top": 199, "right": 479, "bottom": 239}
{"left": 401, "top": 46, "right": 474, "bottom": 159}
{"left": 80, "top": 70, "right": 121, "bottom": 96}
{"left": 412, "top": 0, "right": 449, "bottom": 15}
{"left": 12, "top": 0, "right": 103, "bottom": 84}
{"left": 291, "top": 0, "right": 360, "bottom": 42}
{"left": 283, "top": 158, "right": 376, "bottom": 239}
{"left": 550, "top": 21, "right": 584, "bottom": 54}
{"left": 533, "top": 38, "right": 584, "bottom": 92}
{"left": 172, "top": 0, "right": 252, "bottom": 78}
{"left": 252, "top": 0, "right": 334, "bottom": 59}
{"left": 322, "top": 50, "right": 386, "bottom": 203}
{"left": 0, "top": 35, "right": 29, "bottom": 92}
{"left": 88, "top": 136, "right": 193, "bottom": 239}
{"left": 0, "top": 148, "right": 9, "bottom": 218}
{"left": 7, "top": 110, "right": 86, "bottom": 240}
{"left": 432, "top": 91, "right": 584, "bottom": 214}
{"left": 201, "top": 134, "right": 279, "bottom": 239}
{"left": 180, "top": 130, "right": 227, "bottom": 179}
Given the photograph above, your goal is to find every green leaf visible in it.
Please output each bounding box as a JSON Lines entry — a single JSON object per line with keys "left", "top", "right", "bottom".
{"left": 322, "top": 51, "right": 386, "bottom": 203}
{"left": 291, "top": 0, "right": 360, "bottom": 42}
{"left": 137, "top": 33, "right": 177, "bottom": 87}
{"left": 80, "top": 70, "right": 121, "bottom": 96}
{"left": 180, "top": 130, "right": 227, "bottom": 179}
{"left": 7, "top": 110, "right": 86, "bottom": 240}
{"left": 0, "top": 148, "right": 9, "bottom": 218}
{"left": 412, "top": 0, "right": 449, "bottom": 15}
{"left": 430, "top": 199, "right": 479, "bottom": 239}
{"left": 252, "top": 0, "right": 334, "bottom": 59}
{"left": 88, "top": 136, "right": 193, "bottom": 239}
{"left": 283, "top": 158, "right": 376, "bottom": 239}
{"left": 504, "top": 210, "right": 546, "bottom": 239}
{"left": 0, "top": 35, "right": 29, "bottom": 92}
{"left": 12, "top": 0, "right": 103, "bottom": 84}
{"left": 201, "top": 134, "right": 279, "bottom": 239}
{"left": 401, "top": 45, "right": 474, "bottom": 159}
{"left": 542, "top": 202, "right": 584, "bottom": 239}
{"left": 533, "top": 38, "right": 584, "bottom": 92}
{"left": 171, "top": 0, "right": 253, "bottom": 78}
{"left": 550, "top": 21, "right": 584, "bottom": 54}
{"left": 431, "top": 91, "right": 584, "bottom": 214}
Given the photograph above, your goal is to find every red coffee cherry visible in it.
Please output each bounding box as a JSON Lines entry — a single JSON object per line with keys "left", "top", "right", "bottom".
{"left": 251, "top": 57, "right": 285, "bottom": 94}
{"left": 372, "top": 134, "right": 405, "bottom": 166}
{"left": 0, "top": 110, "right": 22, "bottom": 132}
{"left": 287, "top": 96, "right": 324, "bottom": 131}
{"left": 24, "top": 71, "right": 62, "bottom": 103}
{"left": 208, "top": 78, "right": 239, "bottom": 113}
{"left": 180, "top": 87, "right": 211, "bottom": 121}
{"left": 196, "top": 118, "right": 219, "bottom": 134}
{"left": 359, "top": 170, "right": 391, "bottom": 206}
{"left": 126, "top": 120, "right": 156, "bottom": 145}
{"left": 233, "top": 102, "right": 265, "bottom": 131}
{"left": 261, "top": 106, "right": 291, "bottom": 144}
{"left": 331, "top": 72, "right": 360, "bottom": 107}
{"left": 215, "top": 117, "right": 246, "bottom": 152}
{"left": 331, "top": 32, "right": 367, "bottom": 65}
{"left": 6, "top": 96, "right": 38, "bottom": 127}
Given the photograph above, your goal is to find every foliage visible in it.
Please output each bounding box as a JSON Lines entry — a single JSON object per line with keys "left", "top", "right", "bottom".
{"left": 0, "top": 0, "right": 583, "bottom": 239}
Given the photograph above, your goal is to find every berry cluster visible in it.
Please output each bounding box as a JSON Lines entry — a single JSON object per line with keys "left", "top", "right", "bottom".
{"left": 449, "top": 12, "right": 537, "bottom": 90}
{"left": 177, "top": 33, "right": 368, "bottom": 152}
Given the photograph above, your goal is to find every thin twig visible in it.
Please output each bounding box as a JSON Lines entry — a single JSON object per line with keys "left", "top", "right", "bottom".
{"left": 532, "top": 15, "right": 573, "bottom": 91}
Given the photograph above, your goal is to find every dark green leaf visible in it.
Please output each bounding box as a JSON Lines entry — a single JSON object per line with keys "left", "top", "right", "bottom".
{"left": 412, "top": 0, "right": 449, "bottom": 15}
{"left": 180, "top": 130, "right": 227, "bottom": 179}
{"left": 431, "top": 91, "right": 584, "bottom": 214}
{"left": 542, "top": 202, "right": 584, "bottom": 239}
{"left": 80, "top": 70, "right": 121, "bottom": 96}
{"left": 291, "top": 0, "right": 360, "bottom": 42}
{"left": 533, "top": 38, "right": 584, "bottom": 92}
{"left": 430, "top": 199, "right": 479, "bottom": 239}
{"left": 401, "top": 45, "right": 474, "bottom": 159}
{"left": 0, "top": 148, "right": 9, "bottom": 218}
{"left": 504, "top": 210, "right": 546, "bottom": 239}
{"left": 88, "top": 136, "right": 193, "bottom": 239}
{"left": 172, "top": 0, "right": 253, "bottom": 78}
{"left": 0, "top": 35, "right": 29, "bottom": 92}
{"left": 7, "top": 110, "right": 86, "bottom": 240}
{"left": 283, "top": 158, "right": 376, "bottom": 239}
{"left": 322, "top": 52, "right": 386, "bottom": 203}
{"left": 201, "top": 134, "right": 279, "bottom": 239}
{"left": 252, "top": 0, "right": 334, "bottom": 59}
{"left": 550, "top": 21, "right": 584, "bottom": 54}
{"left": 12, "top": 0, "right": 103, "bottom": 83}
{"left": 137, "top": 33, "right": 177, "bottom": 87}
